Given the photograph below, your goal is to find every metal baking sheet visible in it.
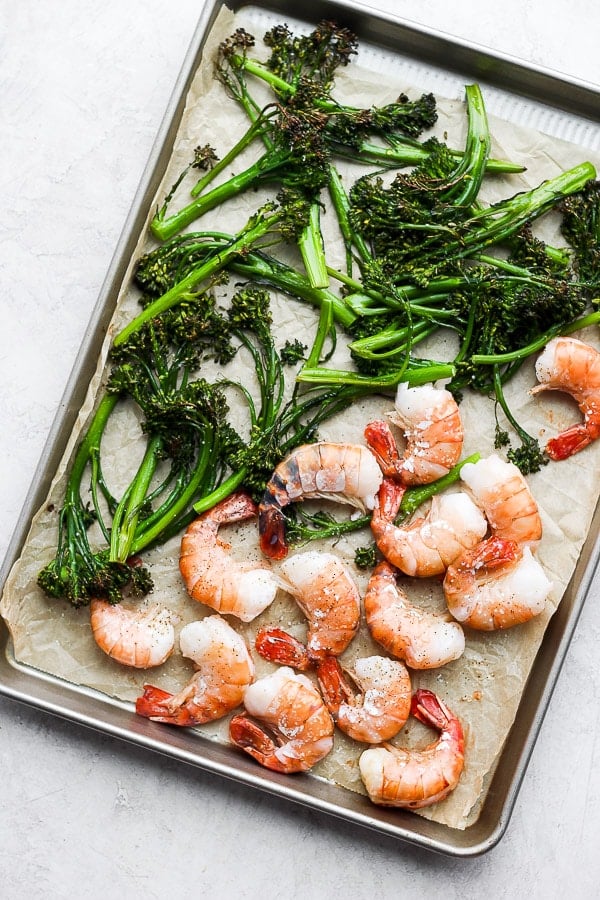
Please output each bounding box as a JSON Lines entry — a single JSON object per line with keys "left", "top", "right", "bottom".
{"left": 1, "top": 0, "right": 600, "bottom": 857}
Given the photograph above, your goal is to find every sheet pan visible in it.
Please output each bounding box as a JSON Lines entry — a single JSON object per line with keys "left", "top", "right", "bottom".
{"left": 1, "top": 0, "right": 599, "bottom": 856}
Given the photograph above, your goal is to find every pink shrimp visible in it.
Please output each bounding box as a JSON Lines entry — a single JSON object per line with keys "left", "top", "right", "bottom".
{"left": 358, "top": 689, "right": 465, "bottom": 809}
{"left": 316, "top": 655, "right": 412, "bottom": 743}
{"left": 443, "top": 535, "right": 553, "bottom": 630}
{"left": 179, "top": 492, "right": 278, "bottom": 622}
{"left": 532, "top": 335, "right": 600, "bottom": 460}
{"left": 370, "top": 478, "right": 488, "bottom": 577}
{"left": 459, "top": 454, "right": 542, "bottom": 545}
{"left": 229, "top": 667, "right": 334, "bottom": 773}
{"left": 90, "top": 598, "right": 175, "bottom": 669}
{"left": 258, "top": 441, "right": 383, "bottom": 559}
{"left": 365, "top": 382, "right": 463, "bottom": 485}
{"left": 255, "top": 550, "right": 361, "bottom": 669}
{"left": 364, "top": 560, "right": 465, "bottom": 669}
{"left": 135, "top": 615, "right": 255, "bottom": 726}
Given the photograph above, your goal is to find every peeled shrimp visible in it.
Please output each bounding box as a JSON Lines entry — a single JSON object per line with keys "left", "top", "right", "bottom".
{"left": 370, "top": 478, "right": 488, "bottom": 577}
{"left": 316, "top": 655, "right": 411, "bottom": 743}
{"left": 359, "top": 688, "right": 465, "bottom": 809}
{"left": 229, "top": 667, "right": 334, "bottom": 773}
{"left": 443, "top": 535, "right": 552, "bottom": 630}
{"left": 364, "top": 560, "right": 465, "bottom": 668}
{"left": 179, "top": 491, "right": 278, "bottom": 622}
{"left": 532, "top": 336, "right": 600, "bottom": 460}
{"left": 459, "top": 454, "right": 542, "bottom": 545}
{"left": 365, "top": 383, "right": 463, "bottom": 485}
{"left": 258, "top": 441, "right": 383, "bottom": 559}
{"left": 136, "top": 615, "right": 255, "bottom": 726}
{"left": 255, "top": 550, "right": 361, "bottom": 669}
{"left": 90, "top": 598, "right": 175, "bottom": 669}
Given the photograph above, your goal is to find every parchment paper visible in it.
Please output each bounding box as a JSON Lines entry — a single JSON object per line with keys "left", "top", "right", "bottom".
{"left": 2, "top": 6, "right": 600, "bottom": 830}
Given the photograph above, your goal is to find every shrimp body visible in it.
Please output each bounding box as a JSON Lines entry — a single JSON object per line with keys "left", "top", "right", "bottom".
{"left": 90, "top": 599, "right": 175, "bottom": 669}
{"left": 443, "top": 535, "right": 552, "bottom": 630}
{"left": 180, "top": 492, "right": 278, "bottom": 622}
{"left": 316, "top": 655, "right": 411, "bottom": 743}
{"left": 255, "top": 550, "right": 361, "bottom": 669}
{"left": 136, "top": 615, "right": 255, "bottom": 726}
{"left": 229, "top": 667, "right": 334, "bottom": 773}
{"left": 370, "top": 478, "right": 488, "bottom": 577}
{"left": 365, "top": 383, "right": 463, "bottom": 485}
{"left": 365, "top": 560, "right": 465, "bottom": 668}
{"left": 359, "top": 689, "right": 465, "bottom": 809}
{"left": 459, "top": 454, "right": 542, "bottom": 544}
{"left": 279, "top": 550, "right": 361, "bottom": 659}
{"left": 258, "top": 442, "right": 383, "bottom": 559}
{"left": 533, "top": 336, "right": 600, "bottom": 460}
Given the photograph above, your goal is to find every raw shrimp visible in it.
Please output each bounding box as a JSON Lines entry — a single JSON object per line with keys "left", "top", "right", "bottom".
{"left": 90, "top": 598, "right": 175, "bottom": 669}
{"left": 179, "top": 491, "right": 278, "bottom": 622}
{"left": 258, "top": 441, "right": 383, "bottom": 559}
{"left": 459, "top": 454, "right": 542, "bottom": 544}
{"left": 136, "top": 615, "right": 255, "bottom": 726}
{"left": 359, "top": 688, "right": 465, "bottom": 809}
{"left": 532, "top": 335, "right": 600, "bottom": 460}
{"left": 364, "top": 560, "right": 465, "bottom": 668}
{"left": 316, "top": 655, "right": 411, "bottom": 743}
{"left": 365, "top": 382, "right": 463, "bottom": 485}
{"left": 255, "top": 550, "right": 361, "bottom": 668}
{"left": 370, "top": 478, "right": 488, "bottom": 577}
{"left": 229, "top": 667, "right": 334, "bottom": 773}
{"left": 443, "top": 535, "right": 553, "bottom": 630}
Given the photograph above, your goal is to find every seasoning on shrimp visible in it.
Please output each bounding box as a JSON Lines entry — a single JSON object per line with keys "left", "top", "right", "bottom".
{"left": 258, "top": 441, "right": 383, "bottom": 560}
{"left": 255, "top": 550, "right": 361, "bottom": 669}
{"left": 364, "top": 560, "right": 465, "bottom": 668}
{"left": 135, "top": 615, "right": 255, "bottom": 726}
{"left": 179, "top": 491, "right": 278, "bottom": 622}
{"left": 443, "top": 535, "right": 553, "bottom": 630}
{"left": 316, "top": 655, "right": 411, "bottom": 743}
{"left": 229, "top": 667, "right": 334, "bottom": 773}
{"left": 365, "top": 383, "right": 464, "bottom": 486}
{"left": 532, "top": 335, "right": 600, "bottom": 460}
{"left": 459, "top": 453, "right": 542, "bottom": 545}
{"left": 370, "top": 478, "right": 488, "bottom": 577}
{"left": 359, "top": 689, "right": 465, "bottom": 809}
{"left": 90, "top": 598, "right": 175, "bottom": 669}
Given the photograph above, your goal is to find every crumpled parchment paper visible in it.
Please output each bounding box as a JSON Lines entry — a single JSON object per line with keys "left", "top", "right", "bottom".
{"left": 2, "top": 6, "right": 600, "bottom": 830}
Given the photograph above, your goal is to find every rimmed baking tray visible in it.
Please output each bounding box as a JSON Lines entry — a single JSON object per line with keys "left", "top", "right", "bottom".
{"left": 1, "top": 0, "right": 600, "bottom": 857}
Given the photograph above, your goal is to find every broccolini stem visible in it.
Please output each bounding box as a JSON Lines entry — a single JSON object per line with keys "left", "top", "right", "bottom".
{"left": 450, "top": 84, "right": 491, "bottom": 207}
{"left": 297, "top": 200, "right": 329, "bottom": 288}
{"left": 297, "top": 360, "right": 455, "bottom": 389}
{"left": 114, "top": 210, "right": 284, "bottom": 346}
{"left": 395, "top": 453, "right": 481, "bottom": 524}
{"left": 190, "top": 111, "right": 276, "bottom": 198}
{"left": 334, "top": 138, "right": 525, "bottom": 174}
{"left": 109, "top": 435, "right": 163, "bottom": 563}
{"left": 130, "top": 430, "right": 217, "bottom": 554}
{"left": 151, "top": 146, "right": 290, "bottom": 241}
{"left": 471, "top": 310, "right": 600, "bottom": 365}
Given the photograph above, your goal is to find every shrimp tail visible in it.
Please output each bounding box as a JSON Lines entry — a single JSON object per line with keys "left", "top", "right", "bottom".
{"left": 315, "top": 656, "right": 350, "bottom": 715}
{"left": 545, "top": 423, "right": 594, "bottom": 460}
{"left": 229, "top": 714, "right": 290, "bottom": 772}
{"left": 411, "top": 689, "right": 464, "bottom": 748}
{"left": 255, "top": 626, "right": 312, "bottom": 670}
{"left": 364, "top": 420, "right": 402, "bottom": 478}
{"left": 376, "top": 477, "right": 406, "bottom": 520}
{"left": 258, "top": 503, "right": 289, "bottom": 559}
{"left": 135, "top": 685, "right": 196, "bottom": 726}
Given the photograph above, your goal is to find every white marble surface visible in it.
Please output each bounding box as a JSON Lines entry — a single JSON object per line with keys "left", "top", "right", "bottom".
{"left": 1, "top": 1, "right": 600, "bottom": 895}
